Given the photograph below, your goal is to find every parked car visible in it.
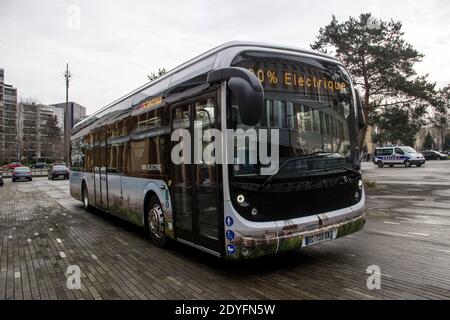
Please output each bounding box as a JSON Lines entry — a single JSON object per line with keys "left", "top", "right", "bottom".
{"left": 48, "top": 165, "right": 70, "bottom": 180}
{"left": 373, "top": 146, "right": 425, "bottom": 167}
{"left": 12, "top": 166, "right": 32, "bottom": 182}
{"left": 3, "top": 162, "right": 23, "bottom": 170}
{"left": 421, "top": 150, "right": 448, "bottom": 160}
{"left": 0, "top": 170, "right": 3, "bottom": 187}
{"left": 30, "top": 162, "right": 48, "bottom": 169}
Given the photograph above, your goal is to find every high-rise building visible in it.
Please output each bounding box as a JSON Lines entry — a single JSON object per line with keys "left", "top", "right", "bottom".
{"left": 50, "top": 102, "right": 86, "bottom": 163}
{"left": 0, "top": 68, "right": 19, "bottom": 164}
{"left": 50, "top": 102, "right": 86, "bottom": 130}
{"left": 18, "top": 102, "right": 64, "bottom": 161}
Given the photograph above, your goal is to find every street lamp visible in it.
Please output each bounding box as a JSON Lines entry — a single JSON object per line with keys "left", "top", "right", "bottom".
{"left": 64, "top": 63, "right": 72, "bottom": 165}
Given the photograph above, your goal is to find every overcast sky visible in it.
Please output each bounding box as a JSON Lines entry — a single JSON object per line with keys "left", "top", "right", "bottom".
{"left": 1, "top": 0, "right": 449, "bottom": 115}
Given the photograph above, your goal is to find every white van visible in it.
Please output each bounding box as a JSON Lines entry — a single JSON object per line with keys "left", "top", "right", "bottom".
{"left": 373, "top": 146, "right": 425, "bottom": 168}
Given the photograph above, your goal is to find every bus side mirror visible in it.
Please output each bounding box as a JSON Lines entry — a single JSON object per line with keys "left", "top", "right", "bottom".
{"left": 355, "top": 90, "right": 366, "bottom": 129}
{"left": 207, "top": 67, "right": 264, "bottom": 126}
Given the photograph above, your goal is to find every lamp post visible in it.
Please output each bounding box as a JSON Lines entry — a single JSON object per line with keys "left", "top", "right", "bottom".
{"left": 64, "top": 63, "right": 72, "bottom": 164}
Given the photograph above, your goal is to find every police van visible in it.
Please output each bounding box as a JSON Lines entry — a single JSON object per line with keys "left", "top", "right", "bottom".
{"left": 374, "top": 146, "right": 425, "bottom": 168}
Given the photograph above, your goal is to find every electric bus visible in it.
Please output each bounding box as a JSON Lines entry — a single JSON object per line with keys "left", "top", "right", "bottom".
{"left": 70, "top": 41, "right": 366, "bottom": 259}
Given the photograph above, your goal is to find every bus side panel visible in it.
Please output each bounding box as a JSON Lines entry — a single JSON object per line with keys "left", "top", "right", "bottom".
{"left": 107, "top": 173, "right": 123, "bottom": 218}
{"left": 113, "top": 175, "right": 142, "bottom": 226}
{"left": 69, "top": 171, "right": 83, "bottom": 201}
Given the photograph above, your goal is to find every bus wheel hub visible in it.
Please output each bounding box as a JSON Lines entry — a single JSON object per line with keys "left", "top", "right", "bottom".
{"left": 149, "top": 204, "right": 164, "bottom": 238}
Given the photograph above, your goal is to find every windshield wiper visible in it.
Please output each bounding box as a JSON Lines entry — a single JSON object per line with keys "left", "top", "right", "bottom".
{"left": 256, "top": 152, "right": 333, "bottom": 192}
{"left": 313, "top": 166, "right": 361, "bottom": 175}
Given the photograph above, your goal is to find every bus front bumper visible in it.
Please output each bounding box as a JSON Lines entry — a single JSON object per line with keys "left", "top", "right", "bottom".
{"left": 226, "top": 212, "right": 365, "bottom": 259}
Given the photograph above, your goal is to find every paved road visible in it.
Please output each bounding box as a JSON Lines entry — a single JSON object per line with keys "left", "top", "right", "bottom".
{"left": 0, "top": 161, "right": 449, "bottom": 300}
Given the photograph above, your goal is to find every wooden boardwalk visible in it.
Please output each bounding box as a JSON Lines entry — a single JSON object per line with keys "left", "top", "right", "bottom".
{"left": 1, "top": 162, "right": 450, "bottom": 299}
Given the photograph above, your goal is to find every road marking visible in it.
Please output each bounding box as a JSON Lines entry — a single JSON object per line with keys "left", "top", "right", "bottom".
{"left": 429, "top": 248, "right": 450, "bottom": 254}
{"left": 14, "top": 272, "right": 21, "bottom": 279}
{"left": 383, "top": 221, "right": 400, "bottom": 225}
{"left": 56, "top": 238, "right": 62, "bottom": 243}
{"left": 407, "top": 232, "right": 429, "bottom": 237}
{"left": 114, "top": 237, "right": 129, "bottom": 246}
{"left": 343, "top": 288, "right": 375, "bottom": 299}
{"left": 91, "top": 254, "right": 98, "bottom": 260}
{"left": 59, "top": 252, "right": 66, "bottom": 258}
{"left": 395, "top": 217, "right": 412, "bottom": 221}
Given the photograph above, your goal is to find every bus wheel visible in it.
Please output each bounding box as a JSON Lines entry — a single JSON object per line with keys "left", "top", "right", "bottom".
{"left": 82, "top": 183, "right": 91, "bottom": 211}
{"left": 404, "top": 160, "right": 411, "bottom": 167}
{"left": 147, "top": 196, "right": 167, "bottom": 247}
{"left": 376, "top": 161, "right": 384, "bottom": 168}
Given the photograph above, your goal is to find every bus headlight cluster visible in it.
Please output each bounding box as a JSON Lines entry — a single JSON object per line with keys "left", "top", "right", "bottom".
{"left": 358, "top": 179, "right": 363, "bottom": 190}
{"left": 236, "top": 194, "right": 250, "bottom": 207}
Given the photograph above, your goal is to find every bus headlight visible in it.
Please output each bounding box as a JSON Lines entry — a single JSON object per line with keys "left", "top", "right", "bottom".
{"left": 251, "top": 208, "right": 258, "bottom": 216}
{"left": 358, "top": 179, "right": 363, "bottom": 189}
{"left": 236, "top": 194, "right": 250, "bottom": 207}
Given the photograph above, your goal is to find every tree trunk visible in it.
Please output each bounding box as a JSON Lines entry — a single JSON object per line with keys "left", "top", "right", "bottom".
{"left": 358, "top": 88, "right": 371, "bottom": 149}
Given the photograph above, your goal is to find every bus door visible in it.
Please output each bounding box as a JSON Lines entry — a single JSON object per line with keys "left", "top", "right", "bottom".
{"left": 94, "top": 131, "right": 108, "bottom": 209}
{"left": 170, "top": 93, "right": 221, "bottom": 254}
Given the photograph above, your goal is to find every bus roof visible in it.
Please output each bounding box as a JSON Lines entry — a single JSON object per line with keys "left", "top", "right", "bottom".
{"left": 72, "top": 41, "right": 340, "bottom": 137}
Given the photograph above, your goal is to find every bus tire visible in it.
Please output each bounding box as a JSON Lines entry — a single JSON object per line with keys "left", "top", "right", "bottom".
{"left": 389, "top": 164, "right": 394, "bottom": 167}
{"left": 404, "top": 160, "right": 411, "bottom": 167}
{"left": 146, "top": 195, "right": 167, "bottom": 248}
{"left": 82, "top": 182, "right": 91, "bottom": 211}
{"left": 376, "top": 161, "right": 384, "bottom": 168}
{"left": 416, "top": 164, "right": 422, "bottom": 167}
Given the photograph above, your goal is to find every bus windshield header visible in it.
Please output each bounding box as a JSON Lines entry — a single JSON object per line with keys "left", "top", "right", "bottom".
{"left": 231, "top": 51, "right": 351, "bottom": 98}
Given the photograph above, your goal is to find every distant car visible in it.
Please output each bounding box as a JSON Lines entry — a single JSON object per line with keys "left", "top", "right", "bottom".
{"left": 3, "top": 162, "right": 23, "bottom": 170}
{"left": 12, "top": 166, "right": 32, "bottom": 182}
{"left": 48, "top": 165, "right": 70, "bottom": 180}
{"left": 0, "top": 170, "right": 4, "bottom": 187}
{"left": 373, "top": 146, "right": 425, "bottom": 167}
{"left": 30, "top": 162, "right": 48, "bottom": 169}
{"left": 51, "top": 161, "right": 66, "bottom": 167}
{"left": 421, "top": 150, "right": 448, "bottom": 160}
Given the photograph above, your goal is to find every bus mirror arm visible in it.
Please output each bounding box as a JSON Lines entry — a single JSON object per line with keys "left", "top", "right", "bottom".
{"left": 207, "top": 67, "right": 264, "bottom": 126}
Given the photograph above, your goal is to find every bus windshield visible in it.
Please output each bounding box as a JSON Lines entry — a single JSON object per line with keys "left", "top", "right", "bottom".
{"left": 230, "top": 51, "right": 357, "bottom": 178}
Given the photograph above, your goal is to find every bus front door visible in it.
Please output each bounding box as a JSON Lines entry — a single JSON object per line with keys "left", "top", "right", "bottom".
{"left": 171, "top": 94, "right": 220, "bottom": 254}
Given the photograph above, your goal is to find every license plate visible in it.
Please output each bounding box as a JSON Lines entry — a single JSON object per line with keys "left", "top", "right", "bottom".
{"left": 303, "top": 229, "right": 337, "bottom": 247}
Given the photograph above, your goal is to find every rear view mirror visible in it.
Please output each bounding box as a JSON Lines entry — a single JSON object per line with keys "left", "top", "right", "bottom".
{"left": 355, "top": 90, "right": 366, "bottom": 129}
{"left": 208, "top": 67, "right": 264, "bottom": 126}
